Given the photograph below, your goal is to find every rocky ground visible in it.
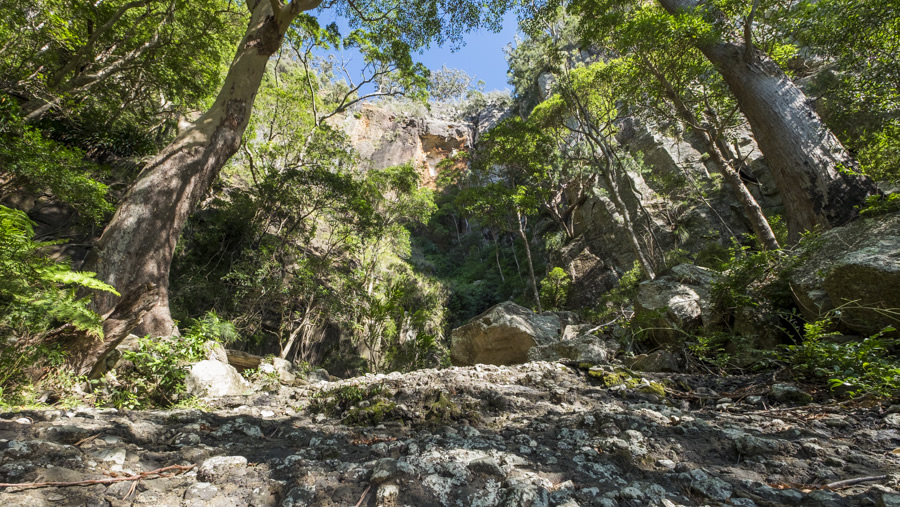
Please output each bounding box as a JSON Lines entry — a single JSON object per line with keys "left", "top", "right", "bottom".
{"left": 2, "top": 361, "right": 900, "bottom": 506}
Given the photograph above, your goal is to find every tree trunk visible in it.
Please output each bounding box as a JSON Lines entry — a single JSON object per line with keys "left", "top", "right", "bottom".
{"left": 38, "top": 283, "right": 161, "bottom": 378}
{"left": 640, "top": 57, "right": 780, "bottom": 250}
{"left": 657, "top": 0, "right": 878, "bottom": 242}
{"left": 516, "top": 212, "right": 542, "bottom": 313}
{"left": 492, "top": 231, "right": 505, "bottom": 282}
{"left": 598, "top": 161, "right": 657, "bottom": 280}
{"left": 84, "top": 0, "right": 298, "bottom": 336}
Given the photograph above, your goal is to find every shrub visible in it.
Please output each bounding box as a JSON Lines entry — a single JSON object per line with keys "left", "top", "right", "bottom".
{"left": 780, "top": 317, "right": 900, "bottom": 398}
{"left": 0, "top": 205, "right": 118, "bottom": 339}
{"left": 539, "top": 267, "right": 571, "bottom": 311}
{"left": 96, "top": 311, "right": 234, "bottom": 409}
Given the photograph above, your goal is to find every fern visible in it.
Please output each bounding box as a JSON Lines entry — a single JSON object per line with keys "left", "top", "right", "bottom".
{"left": 0, "top": 205, "right": 117, "bottom": 338}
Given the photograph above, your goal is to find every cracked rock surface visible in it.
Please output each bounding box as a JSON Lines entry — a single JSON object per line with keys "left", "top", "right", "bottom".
{"left": 2, "top": 361, "right": 899, "bottom": 506}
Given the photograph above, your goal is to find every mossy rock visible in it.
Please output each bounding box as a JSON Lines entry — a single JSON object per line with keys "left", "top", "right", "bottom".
{"left": 343, "top": 400, "right": 398, "bottom": 425}
{"left": 636, "top": 381, "right": 666, "bottom": 397}
{"left": 423, "top": 391, "right": 462, "bottom": 423}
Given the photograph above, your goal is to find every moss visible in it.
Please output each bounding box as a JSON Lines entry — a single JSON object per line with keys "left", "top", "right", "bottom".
{"left": 637, "top": 381, "right": 666, "bottom": 397}
{"left": 578, "top": 362, "right": 594, "bottom": 370}
{"left": 343, "top": 400, "right": 397, "bottom": 425}
{"left": 423, "top": 391, "right": 462, "bottom": 423}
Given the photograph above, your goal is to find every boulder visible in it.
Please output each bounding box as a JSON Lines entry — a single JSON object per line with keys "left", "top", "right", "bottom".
{"left": 185, "top": 360, "right": 249, "bottom": 397}
{"left": 450, "top": 302, "right": 563, "bottom": 366}
{"left": 258, "top": 357, "right": 296, "bottom": 385}
{"left": 627, "top": 350, "right": 681, "bottom": 373}
{"left": 528, "top": 325, "right": 619, "bottom": 364}
{"left": 633, "top": 264, "right": 718, "bottom": 344}
{"left": 790, "top": 212, "right": 900, "bottom": 335}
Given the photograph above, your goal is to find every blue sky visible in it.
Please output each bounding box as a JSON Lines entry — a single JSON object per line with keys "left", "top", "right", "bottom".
{"left": 313, "top": 10, "right": 520, "bottom": 94}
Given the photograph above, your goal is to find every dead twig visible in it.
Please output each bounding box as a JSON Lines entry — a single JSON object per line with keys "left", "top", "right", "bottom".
{"left": 355, "top": 484, "right": 372, "bottom": 507}
{"left": 123, "top": 479, "right": 139, "bottom": 500}
{"left": 823, "top": 475, "right": 888, "bottom": 490}
{"left": 73, "top": 433, "right": 101, "bottom": 447}
{"left": 0, "top": 464, "right": 195, "bottom": 490}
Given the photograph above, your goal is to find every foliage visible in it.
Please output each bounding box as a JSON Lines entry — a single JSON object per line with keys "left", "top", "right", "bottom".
{"left": 96, "top": 313, "right": 225, "bottom": 409}
{"left": 428, "top": 66, "right": 481, "bottom": 103}
{"left": 307, "top": 383, "right": 386, "bottom": 416}
{"left": 589, "top": 260, "right": 643, "bottom": 324}
{"left": 780, "top": 318, "right": 900, "bottom": 398}
{"left": 785, "top": 0, "right": 899, "bottom": 182}
{"left": 709, "top": 243, "right": 790, "bottom": 314}
{"left": 857, "top": 193, "right": 900, "bottom": 218}
{"left": 0, "top": 95, "right": 113, "bottom": 223}
{"left": 0, "top": 205, "right": 117, "bottom": 339}
{"left": 0, "top": 0, "right": 243, "bottom": 131}
{"left": 540, "top": 267, "right": 571, "bottom": 311}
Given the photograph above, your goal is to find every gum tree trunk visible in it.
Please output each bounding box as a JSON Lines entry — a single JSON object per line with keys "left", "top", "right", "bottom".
{"left": 657, "top": 0, "right": 879, "bottom": 242}
{"left": 85, "top": 0, "right": 316, "bottom": 336}
{"left": 640, "top": 58, "right": 780, "bottom": 250}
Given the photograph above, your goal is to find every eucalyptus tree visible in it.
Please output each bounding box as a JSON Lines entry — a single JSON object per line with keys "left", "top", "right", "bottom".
{"left": 0, "top": 0, "right": 242, "bottom": 125}
{"left": 786, "top": 0, "right": 899, "bottom": 182}
{"left": 530, "top": 62, "right": 659, "bottom": 279}
{"left": 86, "top": 0, "right": 515, "bottom": 337}
{"left": 568, "top": 0, "right": 878, "bottom": 242}
{"left": 559, "top": 4, "right": 780, "bottom": 250}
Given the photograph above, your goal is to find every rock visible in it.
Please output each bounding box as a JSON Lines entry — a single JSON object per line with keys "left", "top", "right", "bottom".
{"left": 94, "top": 447, "right": 127, "bottom": 465}
{"left": 467, "top": 457, "right": 505, "bottom": 477}
{"left": 259, "top": 357, "right": 296, "bottom": 384}
{"left": 307, "top": 368, "right": 331, "bottom": 383}
{"left": 184, "top": 482, "right": 219, "bottom": 502}
{"left": 203, "top": 341, "right": 229, "bottom": 362}
{"left": 884, "top": 413, "right": 900, "bottom": 428}
{"left": 185, "top": 360, "right": 249, "bottom": 397}
{"left": 333, "top": 103, "right": 472, "bottom": 188}
{"left": 377, "top": 483, "right": 400, "bottom": 507}
{"left": 450, "top": 302, "right": 563, "bottom": 366}
{"left": 527, "top": 331, "right": 619, "bottom": 364}
{"left": 790, "top": 212, "right": 900, "bottom": 334}
{"left": 557, "top": 240, "right": 621, "bottom": 309}
{"left": 633, "top": 264, "right": 718, "bottom": 344}
{"left": 656, "top": 459, "right": 677, "bottom": 469}
{"left": 725, "top": 429, "right": 786, "bottom": 456}
{"left": 371, "top": 458, "right": 399, "bottom": 484}
{"left": 627, "top": 350, "right": 681, "bottom": 373}
{"left": 878, "top": 492, "right": 900, "bottom": 507}
{"left": 769, "top": 384, "right": 813, "bottom": 405}
{"left": 197, "top": 455, "right": 248, "bottom": 482}
{"left": 683, "top": 469, "right": 733, "bottom": 502}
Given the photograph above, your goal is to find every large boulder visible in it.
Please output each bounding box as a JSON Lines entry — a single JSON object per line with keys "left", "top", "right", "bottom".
{"left": 528, "top": 324, "right": 620, "bottom": 364}
{"left": 633, "top": 264, "right": 719, "bottom": 344}
{"left": 450, "top": 302, "right": 563, "bottom": 366}
{"left": 185, "top": 360, "right": 249, "bottom": 397}
{"left": 790, "top": 212, "right": 900, "bottom": 335}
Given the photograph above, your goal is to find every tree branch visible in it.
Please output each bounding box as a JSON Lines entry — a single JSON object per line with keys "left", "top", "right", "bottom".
{"left": 744, "top": 0, "right": 760, "bottom": 59}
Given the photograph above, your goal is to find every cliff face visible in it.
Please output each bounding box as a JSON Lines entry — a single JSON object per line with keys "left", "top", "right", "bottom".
{"left": 328, "top": 97, "right": 785, "bottom": 313}
{"left": 331, "top": 103, "right": 472, "bottom": 186}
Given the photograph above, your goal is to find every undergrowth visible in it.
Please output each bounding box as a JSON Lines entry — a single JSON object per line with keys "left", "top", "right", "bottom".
{"left": 94, "top": 312, "right": 237, "bottom": 409}
{"left": 779, "top": 317, "right": 900, "bottom": 398}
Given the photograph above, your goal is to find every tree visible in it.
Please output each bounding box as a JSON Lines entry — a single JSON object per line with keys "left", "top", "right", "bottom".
{"left": 531, "top": 62, "right": 660, "bottom": 279}
{"left": 572, "top": 0, "right": 879, "bottom": 242}
{"left": 86, "top": 0, "right": 512, "bottom": 337}
{"left": 785, "top": 0, "right": 900, "bottom": 182}
{"left": 428, "top": 66, "right": 477, "bottom": 103}
{"left": 0, "top": 0, "right": 242, "bottom": 125}
{"left": 560, "top": 3, "right": 780, "bottom": 249}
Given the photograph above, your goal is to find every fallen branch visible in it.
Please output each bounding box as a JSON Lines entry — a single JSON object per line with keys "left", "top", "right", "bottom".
{"left": 0, "top": 464, "right": 195, "bottom": 490}
{"left": 355, "top": 484, "right": 372, "bottom": 507}
{"left": 823, "top": 475, "right": 888, "bottom": 490}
